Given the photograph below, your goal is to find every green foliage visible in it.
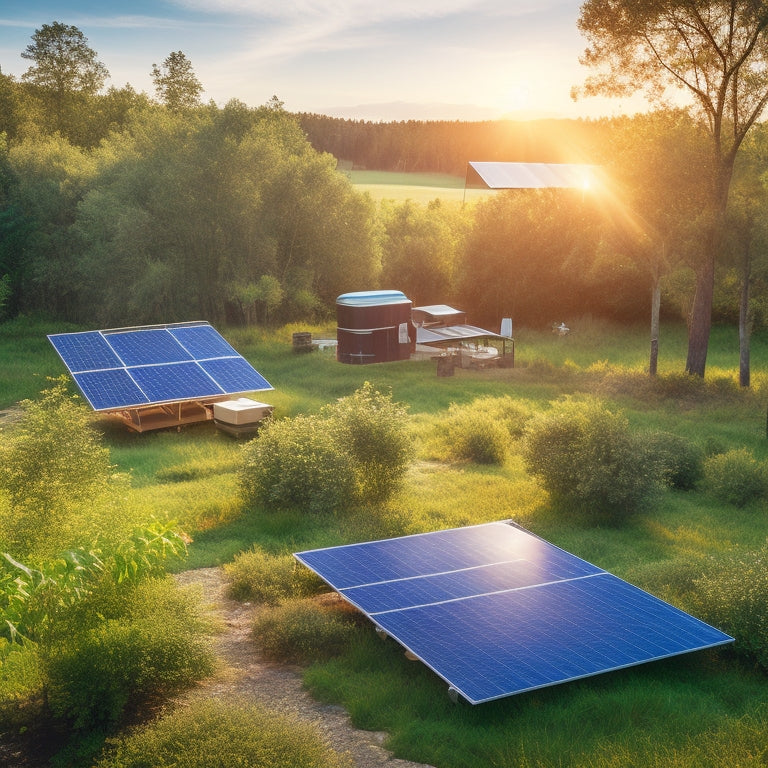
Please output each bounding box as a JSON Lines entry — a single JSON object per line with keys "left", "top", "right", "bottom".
{"left": 253, "top": 598, "right": 358, "bottom": 665}
{"left": 323, "top": 381, "right": 412, "bottom": 501}
{"left": 703, "top": 448, "right": 768, "bottom": 507}
{"left": 224, "top": 546, "right": 323, "bottom": 604}
{"left": 44, "top": 577, "right": 214, "bottom": 730}
{"left": 441, "top": 395, "right": 534, "bottom": 465}
{"left": 379, "top": 198, "right": 470, "bottom": 306}
{"left": 0, "top": 274, "right": 10, "bottom": 321}
{"left": 571, "top": 708, "right": 768, "bottom": 768}
{"left": 240, "top": 383, "right": 411, "bottom": 513}
{"left": 94, "top": 698, "right": 351, "bottom": 768}
{"left": 150, "top": 51, "right": 202, "bottom": 111}
{"left": 522, "top": 397, "right": 658, "bottom": 517}
{"left": 640, "top": 430, "right": 704, "bottom": 490}
{"left": 240, "top": 414, "right": 356, "bottom": 514}
{"left": 443, "top": 403, "right": 509, "bottom": 464}
{"left": 0, "top": 520, "right": 186, "bottom": 646}
{"left": 688, "top": 546, "right": 768, "bottom": 673}
{"left": 0, "top": 378, "right": 116, "bottom": 556}
{"left": 0, "top": 642, "right": 43, "bottom": 724}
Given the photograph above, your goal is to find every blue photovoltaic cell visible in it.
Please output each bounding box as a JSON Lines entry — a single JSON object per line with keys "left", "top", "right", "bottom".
{"left": 294, "top": 523, "right": 734, "bottom": 704}
{"left": 73, "top": 369, "right": 149, "bottom": 411}
{"left": 49, "top": 331, "right": 123, "bottom": 373}
{"left": 105, "top": 329, "right": 193, "bottom": 367}
{"left": 48, "top": 322, "right": 273, "bottom": 412}
{"left": 169, "top": 324, "right": 238, "bottom": 359}
{"left": 130, "top": 362, "right": 223, "bottom": 402}
{"left": 199, "top": 357, "right": 272, "bottom": 394}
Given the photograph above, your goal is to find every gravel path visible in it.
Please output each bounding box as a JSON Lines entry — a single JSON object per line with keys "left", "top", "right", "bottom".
{"left": 175, "top": 567, "right": 436, "bottom": 768}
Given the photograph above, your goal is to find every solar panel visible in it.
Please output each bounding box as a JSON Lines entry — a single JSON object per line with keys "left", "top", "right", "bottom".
{"left": 49, "top": 321, "right": 272, "bottom": 412}
{"left": 295, "top": 522, "right": 734, "bottom": 704}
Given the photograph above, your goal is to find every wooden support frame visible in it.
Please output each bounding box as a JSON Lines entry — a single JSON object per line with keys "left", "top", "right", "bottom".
{"left": 112, "top": 399, "right": 224, "bottom": 433}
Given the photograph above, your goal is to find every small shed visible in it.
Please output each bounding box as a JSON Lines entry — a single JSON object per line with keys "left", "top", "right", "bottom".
{"left": 336, "top": 290, "right": 414, "bottom": 364}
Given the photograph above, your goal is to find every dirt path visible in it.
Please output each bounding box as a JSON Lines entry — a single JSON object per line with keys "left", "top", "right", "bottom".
{"left": 175, "top": 567, "right": 436, "bottom": 768}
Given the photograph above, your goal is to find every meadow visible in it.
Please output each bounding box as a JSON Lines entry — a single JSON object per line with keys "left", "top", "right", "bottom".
{"left": 348, "top": 169, "right": 494, "bottom": 203}
{"left": 2, "top": 316, "right": 768, "bottom": 767}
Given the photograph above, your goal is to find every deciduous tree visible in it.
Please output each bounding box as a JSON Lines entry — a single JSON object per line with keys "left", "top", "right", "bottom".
{"left": 151, "top": 51, "right": 203, "bottom": 111}
{"left": 576, "top": 0, "right": 768, "bottom": 376}
{"left": 21, "top": 21, "right": 108, "bottom": 142}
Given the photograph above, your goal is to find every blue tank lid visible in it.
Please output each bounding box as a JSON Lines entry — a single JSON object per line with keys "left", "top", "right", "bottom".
{"left": 336, "top": 290, "right": 410, "bottom": 307}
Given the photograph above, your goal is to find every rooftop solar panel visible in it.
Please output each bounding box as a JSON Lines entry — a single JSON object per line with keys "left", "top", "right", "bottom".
{"left": 295, "top": 522, "right": 734, "bottom": 704}
{"left": 48, "top": 321, "right": 272, "bottom": 412}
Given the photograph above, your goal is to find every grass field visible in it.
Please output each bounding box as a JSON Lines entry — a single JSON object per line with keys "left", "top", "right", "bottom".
{"left": 3, "top": 317, "right": 768, "bottom": 767}
{"left": 348, "top": 169, "right": 494, "bottom": 203}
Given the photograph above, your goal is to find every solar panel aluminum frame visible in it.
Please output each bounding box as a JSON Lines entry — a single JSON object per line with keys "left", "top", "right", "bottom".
{"left": 48, "top": 321, "right": 272, "bottom": 431}
{"left": 295, "top": 522, "right": 734, "bottom": 705}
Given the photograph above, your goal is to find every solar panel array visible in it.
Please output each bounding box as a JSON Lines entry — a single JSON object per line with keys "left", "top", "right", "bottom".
{"left": 48, "top": 322, "right": 272, "bottom": 412}
{"left": 295, "top": 522, "right": 733, "bottom": 704}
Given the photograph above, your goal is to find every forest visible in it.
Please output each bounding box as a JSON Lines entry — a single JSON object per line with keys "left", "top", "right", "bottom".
{"left": 2, "top": 22, "right": 768, "bottom": 377}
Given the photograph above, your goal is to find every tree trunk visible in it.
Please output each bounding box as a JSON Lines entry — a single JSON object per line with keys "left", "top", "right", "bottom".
{"left": 739, "top": 250, "right": 751, "bottom": 388}
{"left": 685, "top": 251, "right": 715, "bottom": 377}
{"left": 649, "top": 278, "right": 660, "bottom": 377}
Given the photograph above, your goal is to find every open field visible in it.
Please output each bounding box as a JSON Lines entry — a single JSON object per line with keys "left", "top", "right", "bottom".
{"left": 3, "top": 318, "right": 768, "bottom": 767}
{"left": 348, "top": 169, "right": 494, "bottom": 203}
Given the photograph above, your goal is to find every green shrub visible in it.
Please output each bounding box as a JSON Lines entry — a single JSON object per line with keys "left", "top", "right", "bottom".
{"left": 0, "top": 642, "right": 44, "bottom": 726}
{"left": 687, "top": 546, "right": 768, "bottom": 672}
{"left": 443, "top": 402, "right": 510, "bottom": 464}
{"left": 94, "top": 698, "right": 351, "bottom": 768}
{"left": 224, "top": 547, "right": 324, "bottom": 604}
{"left": 522, "top": 397, "right": 658, "bottom": 517}
{"left": 0, "top": 379, "right": 116, "bottom": 557}
{"left": 639, "top": 430, "right": 704, "bottom": 490}
{"left": 239, "top": 414, "right": 356, "bottom": 514}
{"left": 239, "top": 383, "right": 412, "bottom": 513}
{"left": 44, "top": 577, "right": 215, "bottom": 730}
{"left": 323, "top": 382, "right": 412, "bottom": 501}
{"left": 253, "top": 598, "right": 358, "bottom": 664}
{"left": 703, "top": 448, "right": 768, "bottom": 507}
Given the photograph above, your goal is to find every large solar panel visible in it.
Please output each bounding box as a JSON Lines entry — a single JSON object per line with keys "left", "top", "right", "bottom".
{"left": 295, "top": 522, "right": 733, "bottom": 704}
{"left": 49, "top": 321, "right": 272, "bottom": 412}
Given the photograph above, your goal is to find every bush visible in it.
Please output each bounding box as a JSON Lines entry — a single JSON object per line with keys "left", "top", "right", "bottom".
{"left": 522, "top": 397, "right": 658, "bottom": 517}
{"left": 239, "top": 383, "right": 412, "bottom": 513}
{"left": 224, "top": 547, "right": 324, "bottom": 604}
{"left": 323, "top": 382, "right": 412, "bottom": 501}
{"left": 687, "top": 546, "right": 768, "bottom": 673}
{"left": 0, "top": 380, "right": 116, "bottom": 556}
{"left": 702, "top": 448, "right": 768, "bottom": 507}
{"left": 240, "top": 414, "right": 356, "bottom": 514}
{"left": 639, "top": 430, "right": 704, "bottom": 490}
{"left": 94, "top": 698, "right": 351, "bottom": 768}
{"left": 253, "top": 598, "right": 358, "bottom": 664}
{"left": 443, "top": 402, "right": 510, "bottom": 464}
{"left": 44, "top": 577, "right": 215, "bottom": 730}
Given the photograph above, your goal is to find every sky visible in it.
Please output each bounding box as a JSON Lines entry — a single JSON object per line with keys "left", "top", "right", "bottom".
{"left": 0, "top": 0, "right": 652, "bottom": 122}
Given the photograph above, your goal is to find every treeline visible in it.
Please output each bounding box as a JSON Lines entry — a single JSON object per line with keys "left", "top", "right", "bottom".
{"left": 2, "top": 22, "right": 768, "bottom": 354}
{"left": 297, "top": 114, "right": 607, "bottom": 175}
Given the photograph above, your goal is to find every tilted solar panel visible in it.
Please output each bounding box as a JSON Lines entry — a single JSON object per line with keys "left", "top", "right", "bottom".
{"left": 295, "top": 522, "right": 734, "bottom": 704}
{"left": 169, "top": 324, "right": 238, "bottom": 359}
{"left": 48, "top": 321, "right": 272, "bottom": 412}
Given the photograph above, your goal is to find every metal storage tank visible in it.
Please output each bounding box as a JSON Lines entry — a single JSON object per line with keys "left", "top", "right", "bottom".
{"left": 336, "top": 290, "right": 414, "bottom": 364}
